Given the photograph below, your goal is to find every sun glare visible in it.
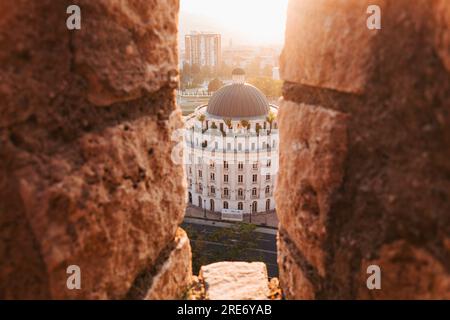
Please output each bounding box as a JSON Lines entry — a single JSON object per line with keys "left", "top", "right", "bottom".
{"left": 180, "top": 0, "right": 289, "bottom": 46}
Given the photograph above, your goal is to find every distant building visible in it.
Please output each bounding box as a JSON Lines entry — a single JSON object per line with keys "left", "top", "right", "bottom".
{"left": 184, "top": 69, "right": 279, "bottom": 217}
{"left": 185, "top": 32, "right": 221, "bottom": 69}
{"left": 272, "top": 67, "right": 280, "bottom": 80}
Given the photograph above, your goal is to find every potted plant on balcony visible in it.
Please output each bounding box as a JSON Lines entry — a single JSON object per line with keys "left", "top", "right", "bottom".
{"left": 224, "top": 118, "right": 232, "bottom": 129}
{"left": 266, "top": 111, "right": 276, "bottom": 133}
{"left": 197, "top": 114, "right": 206, "bottom": 132}
{"left": 240, "top": 120, "right": 250, "bottom": 131}
{"left": 255, "top": 123, "right": 262, "bottom": 136}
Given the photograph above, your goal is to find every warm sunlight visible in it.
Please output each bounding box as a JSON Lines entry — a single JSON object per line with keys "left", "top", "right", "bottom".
{"left": 180, "top": 0, "right": 289, "bottom": 46}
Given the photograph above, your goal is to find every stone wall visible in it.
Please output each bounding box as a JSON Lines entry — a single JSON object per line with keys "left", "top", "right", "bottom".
{"left": 277, "top": 0, "right": 450, "bottom": 299}
{"left": 0, "top": 0, "right": 191, "bottom": 299}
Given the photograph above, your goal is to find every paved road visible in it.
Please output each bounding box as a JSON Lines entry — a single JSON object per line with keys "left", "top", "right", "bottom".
{"left": 182, "top": 220, "right": 278, "bottom": 278}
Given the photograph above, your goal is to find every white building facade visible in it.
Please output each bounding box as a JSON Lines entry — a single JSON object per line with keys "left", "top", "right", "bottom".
{"left": 184, "top": 69, "right": 279, "bottom": 216}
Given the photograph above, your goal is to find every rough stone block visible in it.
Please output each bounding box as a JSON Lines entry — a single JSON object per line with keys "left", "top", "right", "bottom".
{"left": 280, "top": 0, "right": 384, "bottom": 94}
{"left": 433, "top": 0, "right": 450, "bottom": 72}
{"left": 357, "top": 240, "right": 450, "bottom": 300}
{"left": 277, "top": 230, "right": 316, "bottom": 300}
{"left": 275, "top": 100, "right": 348, "bottom": 276}
{"left": 73, "top": 0, "right": 180, "bottom": 106}
{"left": 200, "top": 262, "right": 270, "bottom": 300}
{"left": 144, "top": 228, "right": 192, "bottom": 300}
{"left": 0, "top": 0, "right": 186, "bottom": 299}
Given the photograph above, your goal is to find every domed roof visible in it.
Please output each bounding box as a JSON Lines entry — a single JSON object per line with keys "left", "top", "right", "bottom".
{"left": 206, "top": 83, "right": 270, "bottom": 118}
{"left": 232, "top": 68, "right": 246, "bottom": 75}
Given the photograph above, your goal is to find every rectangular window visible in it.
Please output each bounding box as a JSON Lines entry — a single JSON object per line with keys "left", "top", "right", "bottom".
{"left": 238, "top": 175, "right": 243, "bottom": 183}
{"left": 267, "top": 160, "right": 271, "bottom": 167}
{"left": 238, "top": 162, "right": 243, "bottom": 170}
{"left": 199, "top": 170, "right": 202, "bottom": 178}
{"left": 210, "top": 173, "right": 215, "bottom": 181}
{"left": 224, "top": 175, "right": 229, "bottom": 183}
{"left": 253, "top": 162, "right": 258, "bottom": 169}
{"left": 224, "top": 161, "right": 228, "bottom": 169}
{"left": 253, "top": 174, "right": 257, "bottom": 183}
{"left": 266, "top": 174, "right": 270, "bottom": 181}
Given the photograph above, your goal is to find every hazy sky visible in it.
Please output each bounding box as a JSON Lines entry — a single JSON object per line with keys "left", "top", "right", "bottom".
{"left": 180, "top": 0, "right": 289, "bottom": 46}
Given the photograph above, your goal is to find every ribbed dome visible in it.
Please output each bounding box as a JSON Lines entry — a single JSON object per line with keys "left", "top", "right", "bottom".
{"left": 232, "top": 68, "right": 245, "bottom": 75}
{"left": 206, "top": 83, "right": 269, "bottom": 118}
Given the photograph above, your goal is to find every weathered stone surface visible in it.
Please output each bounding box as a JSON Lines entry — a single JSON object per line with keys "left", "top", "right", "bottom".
{"left": 433, "top": 0, "right": 450, "bottom": 72}
{"left": 280, "top": 0, "right": 384, "bottom": 94}
{"left": 200, "top": 262, "right": 270, "bottom": 300}
{"left": 275, "top": 100, "right": 348, "bottom": 276}
{"left": 277, "top": 230, "right": 316, "bottom": 300}
{"left": 145, "top": 228, "right": 192, "bottom": 300}
{"left": 278, "top": 0, "right": 450, "bottom": 299}
{"left": 74, "top": 0, "right": 180, "bottom": 106}
{"left": 0, "top": 0, "right": 187, "bottom": 299}
{"left": 357, "top": 240, "right": 450, "bottom": 300}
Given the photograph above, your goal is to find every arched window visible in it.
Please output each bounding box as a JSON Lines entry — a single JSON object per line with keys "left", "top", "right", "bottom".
{"left": 238, "top": 202, "right": 243, "bottom": 210}
{"left": 223, "top": 201, "right": 229, "bottom": 209}
{"left": 210, "top": 199, "right": 215, "bottom": 212}
{"left": 238, "top": 188, "right": 243, "bottom": 196}
{"left": 224, "top": 188, "right": 229, "bottom": 196}
{"left": 198, "top": 196, "right": 202, "bottom": 208}
{"left": 265, "top": 186, "right": 270, "bottom": 194}
{"left": 266, "top": 199, "right": 271, "bottom": 211}
{"left": 211, "top": 186, "right": 215, "bottom": 194}
{"left": 252, "top": 201, "right": 257, "bottom": 213}
{"left": 252, "top": 187, "right": 257, "bottom": 196}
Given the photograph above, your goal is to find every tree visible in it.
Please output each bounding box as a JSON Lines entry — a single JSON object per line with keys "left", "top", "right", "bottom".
{"left": 208, "top": 78, "right": 223, "bottom": 93}
{"left": 262, "top": 65, "right": 273, "bottom": 77}
{"left": 218, "top": 62, "right": 233, "bottom": 78}
{"left": 266, "top": 111, "right": 277, "bottom": 132}
{"left": 180, "top": 63, "right": 192, "bottom": 90}
{"left": 255, "top": 123, "right": 262, "bottom": 135}
{"left": 247, "top": 77, "right": 282, "bottom": 98}
{"left": 223, "top": 118, "right": 232, "bottom": 129}
{"left": 240, "top": 120, "right": 250, "bottom": 130}
{"left": 197, "top": 114, "right": 206, "bottom": 130}
{"left": 247, "top": 56, "right": 262, "bottom": 77}
{"left": 183, "top": 223, "right": 263, "bottom": 275}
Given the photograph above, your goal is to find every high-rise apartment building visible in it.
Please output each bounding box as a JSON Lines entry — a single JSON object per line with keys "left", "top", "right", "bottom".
{"left": 185, "top": 32, "right": 221, "bottom": 69}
